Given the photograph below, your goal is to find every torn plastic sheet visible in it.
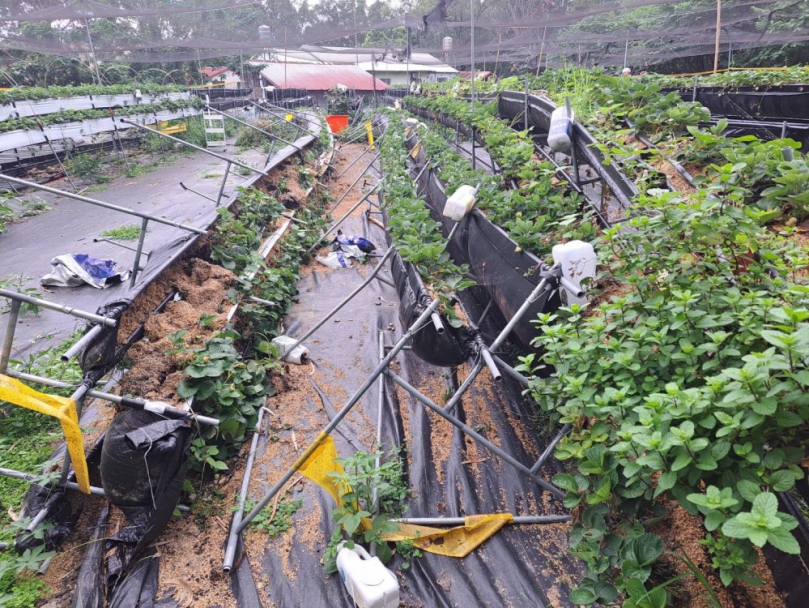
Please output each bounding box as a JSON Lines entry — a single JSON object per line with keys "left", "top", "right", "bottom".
{"left": 101, "top": 410, "right": 192, "bottom": 597}
{"left": 247, "top": 211, "right": 579, "bottom": 607}
{"left": 41, "top": 254, "right": 130, "bottom": 289}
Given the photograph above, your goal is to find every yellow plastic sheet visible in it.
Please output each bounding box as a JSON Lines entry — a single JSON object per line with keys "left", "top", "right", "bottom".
{"left": 298, "top": 433, "right": 345, "bottom": 506}
{"left": 0, "top": 374, "right": 90, "bottom": 494}
{"left": 297, "top": 433, "right": 512, "bottom": 557}
{"left": 381, "top": 514, "right": 514, "bottom": 558}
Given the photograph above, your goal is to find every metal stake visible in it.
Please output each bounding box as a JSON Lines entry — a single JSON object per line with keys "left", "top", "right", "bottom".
{"left": 129, "top": 217, "right": 150, "bottom": 287}
{"left": 0, "top": 300, "right": 21, "bottom": 373}
{"left": 223, "top": 407, "right": 266, "bottom": 571}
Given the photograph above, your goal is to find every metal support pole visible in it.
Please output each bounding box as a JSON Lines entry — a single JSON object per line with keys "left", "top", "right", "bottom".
{"left": 1, "top": 300, "right": 21, "bottom": 374}
{"left": 308, "top": 187, "right": 379, "bottom": 253}
{"left": 370, "top": 330, "right": 386, "bottom": 557}
{"left": 281, "top": 247, "right": 395, "bottom": 358}
{"left": 566, "top": 97, "right": 581, "bottom": 189}
{"left": 480, "top": 347, "right": 501, "bottom": 381}
{"left": 491, "top": 354, "right": 530, "bottom": 387}
{"left": 384, "top": 369, "right": 563, "bottom": 499}
{"left": 129, "top": 217, "right": 150, "bottom": 287}
{"left": 0, "top": 289, "right": 117, "bottom": 326}
{"left": 445, "top": 271, "right": 556, "bottom": 415}
{"left": 335, "top": 147, "right": 371, "bottom": 180}
{"left": 471, "top": 127, "right": 477, "bottom": 171}
{"left": 216, "top": 162, "right": 231, "bottom": 206}
{"left": 57, "top": 385, "right": 88, "bottom": 487}
{"left": 0, "top": 467, "right": 192, "bottom": 510}
{"left": 524, "top": 77, "right": 529, "bottom": 133}
{"left": 233, "top": 299, "right": 440, "bottom": 542}
{"left": 223, "top": 407, "right": 266, "bottom": 571}
{"left": 530, "top": 424, "right": 572, "bottom": 474}
{"left": 119, "top": 120, "right": 266, "bottom": 177}
{"left": 0, "top": 174, "right": 206, "bottom": 235}
{"left": 692, "top": 75, "right": 699, "bottom": 102}
{"left": 60, "top": 324, "right": 104, "bottom": 362}
{"left": 6, "top": 369, "right": 220, "bottom": 426}
{"left": 328, "top": 153, "right": 380, "bottom": 212}
{"left": 39, "top": 130, "right": 77, "bottom": 193}
{"left": 470, "top": 0, "right": 475, "bottom": 107}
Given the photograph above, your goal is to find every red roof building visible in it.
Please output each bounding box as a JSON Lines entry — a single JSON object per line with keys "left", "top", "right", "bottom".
{"left": 260, "top": 63, "right": 388, "bottom": 92}
{"left": 200, "top": 66, "right": 229, "bottom": 80}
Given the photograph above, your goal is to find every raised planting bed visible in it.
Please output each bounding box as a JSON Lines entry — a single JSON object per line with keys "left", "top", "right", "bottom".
{"left": 1, "top": 111, "right": 330, "bottom": 606}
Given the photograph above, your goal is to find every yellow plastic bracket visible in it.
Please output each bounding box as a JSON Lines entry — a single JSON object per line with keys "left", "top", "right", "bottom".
{"left": 365, "top": 120, "right": 375, "bottom": 151}
{"left": 0, "top": 374, "right": 91, "bottom": 494}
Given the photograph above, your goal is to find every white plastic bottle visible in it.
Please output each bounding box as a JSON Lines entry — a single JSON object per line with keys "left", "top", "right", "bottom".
{"left": 336, "top": 543, "right": 400, "bottom": 608}
{"left": 552, "top": 240, "right": 596, "bottom": 306}
{"left": 443, "top": 184, "right": 477, "bottom": 222}
{"left": 548, "top": 106, "right": 574, "bottom": 152}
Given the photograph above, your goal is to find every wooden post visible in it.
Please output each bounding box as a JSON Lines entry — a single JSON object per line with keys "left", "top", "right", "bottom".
{"left": 713, "top": 0, "right": 722, "bottom": 74}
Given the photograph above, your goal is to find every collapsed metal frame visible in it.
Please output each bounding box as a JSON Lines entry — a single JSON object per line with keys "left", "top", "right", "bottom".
{"left": 0, "top": 173, "right": 207, "bottom": 288}
{"left": 0, "top": 288, "right": 220, "bottom": 540}
{"left": 221, "top": 170, "right": 577, "bottom": 572}
{"left": 120, "top": 118, "right": 267, "bottom": 208}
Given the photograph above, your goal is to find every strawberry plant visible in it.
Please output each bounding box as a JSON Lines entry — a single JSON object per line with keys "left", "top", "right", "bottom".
{"left": 378, "top": 113, "right": 475, "bottom": 319}
{"left": 520, "top": 187, "right": 809, "bottom": 603}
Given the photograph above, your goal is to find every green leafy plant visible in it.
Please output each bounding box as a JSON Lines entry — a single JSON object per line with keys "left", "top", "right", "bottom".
{"left": 100, "top": 224, "right": 142, "bottom": 241}
{"left": 322, "top": 447, "right": 414, "bottom": 573}
{"left": 241, "top": 492, "right": 303, "bottom": 538}
{"left": 521, "top": 187, "right": 809, "bottom": 602}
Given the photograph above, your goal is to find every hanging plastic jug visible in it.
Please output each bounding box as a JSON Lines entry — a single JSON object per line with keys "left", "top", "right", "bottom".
{"left": 552, "top": 240, "right": 596, "bottom": 306}
{"left": 548, "top": 106, "right": 574, "bottom": 152}
{"left": 443, "top": 184, "right": 477, "bottom": 222}
{"left": 336, "top": 543, "right": 400, "bottom": 608}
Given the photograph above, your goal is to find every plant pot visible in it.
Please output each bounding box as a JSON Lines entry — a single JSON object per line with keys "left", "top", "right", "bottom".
{"left": 326, "top": 115, "right": 350, "bottom": 133}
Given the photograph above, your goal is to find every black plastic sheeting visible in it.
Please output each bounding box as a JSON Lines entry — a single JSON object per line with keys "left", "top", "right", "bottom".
{"left": 386, "top": 245, "right": 469, "bottom": 368}
{"left": 499, "top": 91, "right": 638, "bottom": 214}
{"left": 400, "top": 123, "right": 561, "bottom": 354}
{"left": 245, "top": 208, "right": 578, "bottom": 607}
{"left": 9, "top": 113, "right": 325, "bottom": 605}
{"left": 670, "top": 85, "right": 809, "bottom": 122}
{"left": 100, "top": 410, "right": 192, "bottom": 602}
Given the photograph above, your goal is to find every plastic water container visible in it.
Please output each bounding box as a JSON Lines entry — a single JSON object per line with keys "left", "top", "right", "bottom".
{"left": 552, "top": 240, "right": 596, "bottom": 306}
{"left": 548, "top": 106, "right": 574, "bottom": 152}
{"left": 443, "top": 184, "right": 477, "bottom": 222}
{"left": 271, "top": 335, "right": 310, "bottom": 365}
{"left": 336, "top": 543, "right": 399, "bottom": 608}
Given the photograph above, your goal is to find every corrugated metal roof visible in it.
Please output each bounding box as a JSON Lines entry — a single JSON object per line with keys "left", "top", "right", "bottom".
{"left": 260, "top": 63, "right": 388, "bottom": 92}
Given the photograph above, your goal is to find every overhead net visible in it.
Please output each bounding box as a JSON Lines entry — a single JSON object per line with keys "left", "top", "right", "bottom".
{"left": 0, "top": 0, "right": 806, "bottom": 70}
